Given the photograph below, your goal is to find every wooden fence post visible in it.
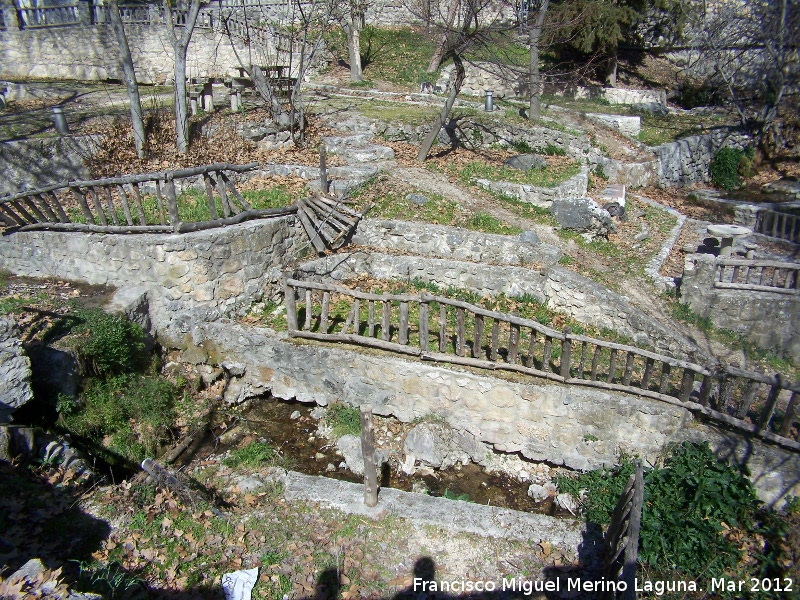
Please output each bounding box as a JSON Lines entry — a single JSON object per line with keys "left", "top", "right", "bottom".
{"left": 560, "top": 326, "right": 572, "bottom": 379}
{"left": 284, "top": 281, "right": 297, "bottom": 332}
{"left": 360, "top": 406, "right": 378, "bottom": 507}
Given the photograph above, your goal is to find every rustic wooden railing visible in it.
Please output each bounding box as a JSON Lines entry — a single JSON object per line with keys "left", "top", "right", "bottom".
{"left": 284, "top": 279, "right": 800, "bottom": 451}
{"left": 601, "top": 461, "right": 644, "bottom": 600}
{"left": 17, "top": 3, "right": 81, "bottom": 27}
{"left": 714, "top": 258, "right": 800, "bottom": 295}
{"left": 753, "top": 208, "right": 800, "bottom": 244}
{"left": 0, "top": 163, "right": 297, "bottom": 234}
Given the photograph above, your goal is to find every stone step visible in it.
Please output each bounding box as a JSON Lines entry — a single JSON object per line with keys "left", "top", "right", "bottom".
{"left": 334, "top": 144, "right": 395, "bottom": 163}
{"left": 323, "top": 134, "right": 373, "bottom": 152}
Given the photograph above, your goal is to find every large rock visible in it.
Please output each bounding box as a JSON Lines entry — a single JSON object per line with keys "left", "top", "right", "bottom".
{"left": 550, "top": 197, "right": 616, "bottom": 239}
{"left": 403, "top": 422, "right": 474, "bottom": 470}
{"left": 504, "top": 154, "right": 546, "bottom": 172}
{"left": 0, "top": 318, "right": 33, "bottom": 420}
{"left": 336, "top": 434, "right": 388, "bottom": 476}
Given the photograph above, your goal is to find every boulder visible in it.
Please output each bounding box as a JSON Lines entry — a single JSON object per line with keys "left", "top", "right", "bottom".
{"left": 402, "top": 422, "right": 471, "bottom": 470}
{"left": 550, "top": 197, "right": 616, "bottom": 239}
{"left": 0, "top": 318, "right": 33, "bottom": 419}
{"left": 504, "top": 154, "right": 546, "bottom": 172}
{"left": 336, "top": 434, "right": 389, "bottom": 476}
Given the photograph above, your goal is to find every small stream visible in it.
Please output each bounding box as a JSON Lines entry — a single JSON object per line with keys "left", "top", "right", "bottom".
{"left": 206, "top": 397, "right": 566, "bottom": 516}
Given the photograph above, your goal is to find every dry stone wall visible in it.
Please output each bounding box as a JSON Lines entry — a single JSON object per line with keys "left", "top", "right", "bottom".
{"left": 680, "top": 254, "right": 800, "bottom": 360}
{"left": 653, "top": 129, "right": 751, "bottom": 187}
{"left": 0, "top": 217, "right": 306, "bottom": 316}
{"left": 0, "top": 23, "right": 264, "bottom": 83}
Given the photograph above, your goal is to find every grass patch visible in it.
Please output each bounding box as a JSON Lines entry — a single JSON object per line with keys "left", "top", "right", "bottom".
{"left": 325, "top": 402, "right": 361, "bottom": 438}
{"left": 224, "top": 440, "right": 278, "bottom": 469}
{"left": 444, "top": 158, "right": 582, "bottom": 188}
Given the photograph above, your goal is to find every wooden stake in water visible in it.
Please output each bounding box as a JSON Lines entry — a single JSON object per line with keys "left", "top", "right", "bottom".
{"left": 360, "top": 406, "right": 378, "bottom": 507}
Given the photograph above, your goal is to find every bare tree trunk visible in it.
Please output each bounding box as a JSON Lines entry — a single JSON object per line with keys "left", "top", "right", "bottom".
{"left": 528, "top": 0, "right": 548, "bottom": 122}
{"left": 345, "top": 19, "right": 364, "bottom": 82}
{"left": 163, "top": 0, "right": 201, "bottom": 154}
{"left": 417, "top": 54, "right": 464, "bottom": 162}
{"left": 427, "top": 0, "right": 459, "bottom": 73}
{"left": 605, "top": 53, "right": 617, "bottom": 87}
{"left": 108, "top": 0, "right": 146, "bottom": 158}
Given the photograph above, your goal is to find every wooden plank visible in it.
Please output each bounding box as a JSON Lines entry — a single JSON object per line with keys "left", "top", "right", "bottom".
{"left": 129, "top": 183, "right": 147, "bottom": 225}
{"left": 607, "top": 348, "right": 617, "bottom": 384}
{"left": 560, "top": 327, "right": 571, "bottom": 378}
{"left": 698, "top": 375, "right": 713, "bottom": 407}
{"left": 10, "top": 201, "right": 36, "bottom": 224}
{"left": 758, "top": 379, "right": 783, "bottom": 432}
{"left": 220, "top": 172, "right": 251, "bottom": 211}
{"left": 70, "top": 188, "right": 95, "bottom": 224}
{"left": 658, "top": 363, "right": 671, "bottom": 395}
{"left": 174, "top": 206, "right": 298, "bottom": 232}
{"left": 216, "top": 172, "right": 237, "bottom": 216}
{"left": 473, "top": 314, "right": 484, "bottom": 359}
{"left": 622, "top": 352, "right": 635, "bottom": 386}
{"left": 577, "top": 341, "right": 588, "bottom": 379}
{"left": 319, "top": 145, "right": 328, "bottom": 194}
{"left": 360, "top": 406, "right": 378, "bottom": 507}
{"left": 21, "top": 198, "right": 47, "bottom": 222}
{"left": 203, "top": 173, "right": 219, "bottom": 220}
{"left": 284, "top": 282, "right": 298, "bottom": 331}
{"left": 490, "top": 319, "right": 499, "bottom": 361}
{"left": 320, "top": 292, "right": 329, "bottom": 333}
{"left": 542, "top": 336, "right": 552, "bottom": 372}
{"left": 296, "top": 201, "right": 326, "bottom": 253}
{"left": 87, "top": 188, "right": 107, "bottom": 226}
{"left": 439, "top": 304, "right": 447, "bottom": 352}
{"left": 526, "top": 329, "right": 536, "bottom": 368}
{"left": 155, "top": 180, "right": 167, "bottom": 225}
{"left": 368, "top": 300, "right": 376, "bottom": 337}
{"left": 641, "top": 357, "right": 655, "bottom": 390}
{"left": 620, "top": 462, "right": 644, "bottom": 600}
{"left": 352, "top": 298, "right": 360, "bottom": 336}
{"left": 419, "top": 302, "right": 429, "bottom": 350}
{"left": 590, "top": 346, "right": 601, "bottom": 381}
{"left": 399, "top": 301, "right": 409, "bottom": 345}
{"left": 46, "top": 191, "right": 69, "bottom": 222}
{"left": 779, "top": 392, "right": 798, "bottom": 437}
{"left": 117, "top": 185, "right": 134, "bottom": 226}
{"left": 164, "top": 180, "right": 179, "bottom": 230}
{"left": 713, "top": 281, "right": 798, "bottom": 295}
{"left": 35, "top": 193, "right": 59, "bottom": 222}
{"left": 382, "top": 300, "right": 391, "bottom": 342}
{"left": 456, "top": 307, "right": 465, "bottom": 357}
{"left": 304, "top": 289, "right": 312, "bottom": 331}
{"left": 508, "top": 323, "right": 520, "bottom": 364}
{"left": 0, "top": 204, "right": 26, "bottom": 226}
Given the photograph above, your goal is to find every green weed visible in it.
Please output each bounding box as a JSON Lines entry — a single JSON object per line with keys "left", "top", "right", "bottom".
{"left": 66, "top": 309, "right": 147, "bottom": 376}
{"left": 325, "top": 402, "right": 361, "bottom": 438}
{"left": 224, "top": 440, "right": 277, "bottom": 468}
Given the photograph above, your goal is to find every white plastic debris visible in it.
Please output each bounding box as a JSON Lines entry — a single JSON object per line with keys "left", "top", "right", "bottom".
{"left": 222, "top": 568, "right": 259, "bottom": 600}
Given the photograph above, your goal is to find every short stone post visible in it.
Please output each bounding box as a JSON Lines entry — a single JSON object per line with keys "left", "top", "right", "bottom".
{"left": 202, "top": 81, "right": 214, "bottom": 112}
{"left": 360, "top": 406, "right": 378, "bottom": 507}
{"left": 189, "top": 89, "right": 200, "bottom": 116}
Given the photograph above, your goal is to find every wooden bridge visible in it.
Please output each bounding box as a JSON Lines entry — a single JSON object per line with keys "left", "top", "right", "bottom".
{"left": 284, "top": 278, "right": 800, "bottom": 452}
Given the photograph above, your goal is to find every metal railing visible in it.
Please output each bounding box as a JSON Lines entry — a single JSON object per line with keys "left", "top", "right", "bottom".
{"left": 714, "top": 259, "right": 800, "bottom": 295}
{"left": 0, "top": 163, "right": 297, "bottom": 234}
{"left": 284, "top": 278, "right": 800, "bottom": 451}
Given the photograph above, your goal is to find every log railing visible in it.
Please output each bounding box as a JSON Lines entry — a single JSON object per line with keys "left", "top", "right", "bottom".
{"left": 0, "top": 163, "right": 297, "bottom": 234}
{"left": 753, "top": 209, "right": 800, "bottom": 244}
{"left": 17, "top": 4, "right": 80, "bottom": 27}
{"left": 285, "top": 278, "right": 800, "bottom": 451}
{"left": 714, "top": 259, "right": 800, "bottom": 295}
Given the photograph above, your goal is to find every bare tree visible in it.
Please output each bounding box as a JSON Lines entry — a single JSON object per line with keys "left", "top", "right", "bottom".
{"left": 695, "top": 0, "right": 799, "bottom": 159}
{"left": 108, "top": 0, "right": 146, "bottom": 158}
{"left": 163, "top": 0, "right": 203, "bottom": 154}
{"left": 340, "top": 0, "right": 369, "bottom": 82}
{"left": 526, "top": 0, "right": 549, "bottom": 121}
{"left": 427, "top": 0, "right": 460, "bottom": 73}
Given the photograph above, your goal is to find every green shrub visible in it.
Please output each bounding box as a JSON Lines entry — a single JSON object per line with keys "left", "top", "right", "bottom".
{"left": 325, "top": 402, "right": 361, "bottom": 438}
{"left": 59, "top": 373, "right": 181, "bottom": 463}
{"left": 224, "top": 440, "right": 276, "bottom": 468}
{"left": 710, "top": 147, "right": 754, "bottom": 191}
{"left": 556, "top": 442, "right": 786, "bottom": 585}
{"left": 70, "top": 309, "right": 147, "bottom": 376}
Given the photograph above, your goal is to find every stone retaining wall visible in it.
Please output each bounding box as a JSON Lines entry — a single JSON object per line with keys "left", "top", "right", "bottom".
{"left": 544, "top": 84, "right": 668, "bottom": 111}
{"left": 352, "top": 219, "right": 563, "bottom": 267}
{"left": 476, "top": 168, "right": 589, "bottom": 209}
{"left": 0, "top": 217, "right": 306, "bottom": 316}
{"left": 653, "top": 129, "right": 751, "bottom": 187}
{"left": 294, "top": 250, "right": 694, "bottom": 355}
{"left": 680, "top": 254, "right": 800, "bottom": 360}
{"left": 153, "top": 315, "right": 800, "bottom": 506}
{"left": 0, "top": 135, "right": 101, "bottom": 195}
{"left": 0, "top": 23, "right": 266, "bottom": 83}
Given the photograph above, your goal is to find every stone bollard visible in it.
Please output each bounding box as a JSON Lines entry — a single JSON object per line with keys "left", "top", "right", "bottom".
{"left": 52, "top": 106, "right": 69, "bottom": 135}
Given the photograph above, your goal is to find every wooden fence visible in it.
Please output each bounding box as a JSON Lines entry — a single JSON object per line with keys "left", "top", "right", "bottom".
{"left": 284, "top": 278, "right": 800, "bottom": 451}
{"left": 0, "top": 163, "right": 297, "bottom": 234}
{"left": 16, "top": 3, "right": 81, "bottom": 27}
{"left": 714, "top": 258, "right": 800, "bottom": 295}
{"left": 753, "top": 209, "right": 800, "bottom": 244}
{"left": 601, "top": 461, "right": 644, "bottom": 600}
